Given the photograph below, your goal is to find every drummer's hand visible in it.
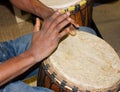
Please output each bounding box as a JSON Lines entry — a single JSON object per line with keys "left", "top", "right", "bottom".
{"left": 67, "top": 18, "right": 79, "bottom": 36}
{"left": 28, "top": 10, "right": 73, "bottom": 62}
{"left": 43, "top": 8, "right": 55, "bottom": 19}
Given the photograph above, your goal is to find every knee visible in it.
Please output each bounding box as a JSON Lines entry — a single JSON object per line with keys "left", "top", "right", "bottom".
{"left": 78, "top": 26, "right": 97, "bottom": 35}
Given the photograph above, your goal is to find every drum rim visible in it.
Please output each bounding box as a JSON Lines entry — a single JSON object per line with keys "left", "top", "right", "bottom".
{"left": 42, "top": 31, "right": 120, "bottom": 91}
{"left": 42, "top": 60, "right": 120, "bottom": 92}
{"left": 40, "top": 0, "right": 82, "bottom": 9}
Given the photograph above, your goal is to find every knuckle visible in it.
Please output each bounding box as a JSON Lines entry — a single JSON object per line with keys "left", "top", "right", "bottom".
{"left": 56, "top": 25, "right": 62, "bottom": 31}
{"left": 46, "top": 17, "right": 52, "bottom": 22}
{"left": 46, "top": 15, "right": 55, "bottom": 22}
{"left": 57, "top": 34, "right": 62, "bottom": 41}
{"left": 54, "top": 19, "right": 60, "bottom": 24}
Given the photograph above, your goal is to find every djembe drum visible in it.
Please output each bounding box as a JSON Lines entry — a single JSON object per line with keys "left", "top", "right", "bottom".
{"left": 38, "top": 30, "right": 120, "bottom": 92}
{"left": 39, "top": 0, "right": 93, "bottom": 26}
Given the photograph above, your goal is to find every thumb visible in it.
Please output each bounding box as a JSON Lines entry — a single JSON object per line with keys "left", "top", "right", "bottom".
{"left": 33, "top": 18, "right": 41, "bottom": 32}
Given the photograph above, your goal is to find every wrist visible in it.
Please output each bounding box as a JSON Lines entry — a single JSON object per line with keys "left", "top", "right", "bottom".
{"left": 37, "top": 6, "right": 54, "bottom": 19}
{"left": 30, "top": 0, "right": 54, "bottom": 19}
{"left": 24, "top": 49, "right": 44, "bottom": 63}
{"left": 42, "top": 8, "right": 54, "bottom": 19}
{"left": 19, "top": 50, "right": 36, "bottom": 64}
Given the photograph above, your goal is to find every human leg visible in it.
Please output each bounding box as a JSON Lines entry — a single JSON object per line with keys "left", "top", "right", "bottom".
{"left": 78, "top": 26, "right": 97, "bottom": 35}
{"left": 0, "top": 33, "right": 32, "bottom": 62}
{"left": 1, "top": 81, "right": 53, "bottom": 92}
{"left": 0, "top": 33, "right": 53, "bottom": 91}
{"left": 0, "top": 33, "right": 38, "bottom": 79}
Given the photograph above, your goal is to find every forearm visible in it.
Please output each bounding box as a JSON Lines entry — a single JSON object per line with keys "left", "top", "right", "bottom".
{"left": 9, "top": 0, "right": 54, "bottom": 19}
{"left": 0, "top": 51, "right": 36, "bottom": 86}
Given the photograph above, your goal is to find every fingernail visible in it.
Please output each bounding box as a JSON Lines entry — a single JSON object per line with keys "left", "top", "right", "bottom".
{"left": 75, "top": 23, "right": 79, "bottom": 27}
{"left": 66, "top": 12, "right": 70, "bottom": 16}
{"left": 69, "top": 30, "right": 77, "bottom": 36}
{"left": 66, "top": 27, "right": 70, "bottom": 31}
{"left": 57, "top": 9, "right": 62, "bottom": 14}
{"left": 67, "top": 17, "right": 72, "bottom": 21}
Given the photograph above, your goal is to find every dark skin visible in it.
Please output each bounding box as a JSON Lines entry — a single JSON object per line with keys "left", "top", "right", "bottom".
{"left": 0, "top": 10, "right": 75, "bottom": 86}
{"left": 9, "top": 0, "right": 78, "bottom": 34}
{"left": 0, "top": 0, "right": 78, "bottom": 86}
{"left": 9, "top": 0, "right": 54, "bottom": 19}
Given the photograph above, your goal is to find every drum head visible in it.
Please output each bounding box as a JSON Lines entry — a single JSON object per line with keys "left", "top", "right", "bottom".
{"left": 40, "top": 0, "right": 82, "bottom": 9}
{"left": 44, "top": 31, "right": 120, "bottom": 91}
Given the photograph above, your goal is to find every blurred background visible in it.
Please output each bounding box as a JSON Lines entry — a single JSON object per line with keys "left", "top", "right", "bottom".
{"left": 93, "top": 0, "right": 120, "bottom": 57}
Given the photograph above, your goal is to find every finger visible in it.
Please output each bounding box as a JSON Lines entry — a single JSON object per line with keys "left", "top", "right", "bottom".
{"left": 47, "top": 12, "right": 70, "bottom": 33}
{"left": 52, "top": 12, "right": 70, "bottom": 26}
{"left": 36, "top": 18, "right": 41, "bottom": 30}
{"left": 53, "top": 19, "right": 70, "bottom": 34}
{"left": 34, "top": 18, "right": 41, "bottom": 32}
{"left": 69, "top": 25, "right": 77, "bottom": 36}
{"left": 69, "top": 30, "right": 77, "bottom": 36}
{"left": 41, "top": 10, "right": 62, "bottom": 31}
{"left": 58, "top": 28, "right": 70, "bottom": 39}
{"left": 67, "top": 18, "right": 79, "bottom": 28}
{"left": 57, "top": 24, "right": 77, "bottom": 36}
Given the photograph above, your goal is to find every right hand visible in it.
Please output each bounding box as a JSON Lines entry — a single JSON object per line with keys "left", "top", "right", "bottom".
{"left": 28, "top": 10, "right": 72, "bottom": 62}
